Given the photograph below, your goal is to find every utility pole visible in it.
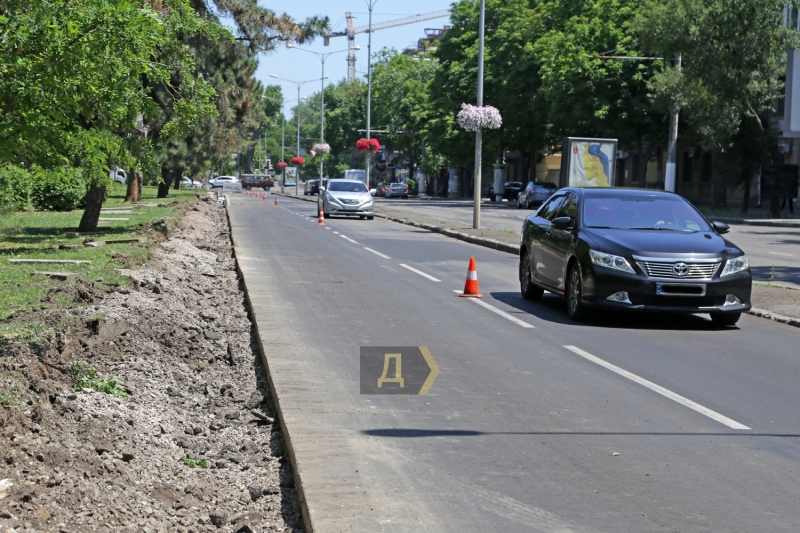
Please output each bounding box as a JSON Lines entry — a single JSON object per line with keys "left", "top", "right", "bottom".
{"left": 472, "top": 0, "right": 486, "bottom": 229}
{"left": 365, "top": 0, "right": 378, "bottom": 188}
{"left": 664, "top": 52, "right": 682, "bottom": 193}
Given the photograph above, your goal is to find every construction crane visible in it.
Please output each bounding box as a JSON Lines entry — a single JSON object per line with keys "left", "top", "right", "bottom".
{"left": 325, "top": 10, "right": 450, "bottom": 82}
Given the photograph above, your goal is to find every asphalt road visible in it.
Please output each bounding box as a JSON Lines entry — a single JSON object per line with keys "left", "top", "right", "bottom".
{"left": 230, "top": 194, "right": 800, "bottom": 532}
{"left": 375, "top": 197, "right": 800, "bottom": 289}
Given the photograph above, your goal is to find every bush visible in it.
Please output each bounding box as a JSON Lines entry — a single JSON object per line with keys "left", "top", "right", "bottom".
{"left": 408, "top": 178, "right": 418, "bottom": 196}
{"left": 0, "top": 164, "right": 34, "bottom": 211}
{"left": 31, "top": 167, "right": 89, "bottom": 211}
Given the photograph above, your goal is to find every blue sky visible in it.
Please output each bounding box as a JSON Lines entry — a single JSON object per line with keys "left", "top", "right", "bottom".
{"left": 247, "top": 1, "right": 453, "bottom": 105}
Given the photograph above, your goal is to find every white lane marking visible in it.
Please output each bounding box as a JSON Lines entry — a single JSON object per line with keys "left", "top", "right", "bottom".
{"left": 400, "top": 264, "right": 441, "bottom": 282}
{"left": 453, "top": 290, "right": 534, "bottom": 328}
{"left": 563, "top": 346, "right": 750, "bottom": 430}
{"left": 333, "top": 231, "right": 340, "bottom": 234}
{"left": 364, "top": 247, "right": 391, "bottom": 259}
{"left": 340, "top": 235, "right": 359, "bottom": 244}
{"left": 768, "top": 251, "right": 792, "bottom": 257}
{"left": 325, "top": 227, "right": 331, "bottom": 230}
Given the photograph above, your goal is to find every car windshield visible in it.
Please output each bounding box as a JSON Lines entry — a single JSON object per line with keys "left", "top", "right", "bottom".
{"left": 583, "top": 194, "right": 711, "bottom": 232}
{"left": 390, "top": 184, "right": 404, "bottom": 188}
{"left": 328, "top": 181, "right": 368, "bottom": 193}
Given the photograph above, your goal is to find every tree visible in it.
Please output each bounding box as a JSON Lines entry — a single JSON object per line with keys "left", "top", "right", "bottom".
{"left": 637, "top": 0, "right": 800, "bottom": 207}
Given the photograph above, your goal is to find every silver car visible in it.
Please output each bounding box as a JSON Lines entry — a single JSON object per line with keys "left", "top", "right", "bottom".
{"left": 321, "top": 179, "right": 374, "bottom": 219}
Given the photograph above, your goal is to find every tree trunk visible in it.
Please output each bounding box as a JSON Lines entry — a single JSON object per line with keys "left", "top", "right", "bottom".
{"left": 711, "top": 150, "right": 728, "bottom": 209}
{"left": 125, "top": 171, "right": 140, "bottom": 203}
{"left": 741, "top": 170, "right": 751, "bottom": 213}
{"left": 78, "top": 182, "right": 106, "bottom": 231}
{"left": 157, "top": 166, "right": 172, "bottom": 198}
{"left": 172, "top": 166, "right": 184, "bottom": 190}
{"left": 137, "top": 172, "right": 142, "bottom": 200}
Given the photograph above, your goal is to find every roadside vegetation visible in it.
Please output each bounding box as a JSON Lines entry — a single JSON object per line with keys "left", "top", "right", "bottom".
{"left": 0, "top": 186, "right": 197, "bottom": 325}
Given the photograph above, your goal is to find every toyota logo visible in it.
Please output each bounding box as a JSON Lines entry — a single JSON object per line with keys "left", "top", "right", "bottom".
{"left": 672, "top": 262, "right": 689, "bottom": 277}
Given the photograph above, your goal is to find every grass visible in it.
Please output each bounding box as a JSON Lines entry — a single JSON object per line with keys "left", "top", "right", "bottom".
{"left": 68, "top": 360, "right": 129, "bottom": 399}
{"left": 180, "top": 457, "right": 208, "bottom": 468}
{"left": 0, "top": 185, "right": 199, "bottom": 320}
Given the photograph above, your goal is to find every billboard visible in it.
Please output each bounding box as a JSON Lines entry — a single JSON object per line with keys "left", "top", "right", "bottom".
{"left": 559, "top": 137, "right": 618, "bottom": 188}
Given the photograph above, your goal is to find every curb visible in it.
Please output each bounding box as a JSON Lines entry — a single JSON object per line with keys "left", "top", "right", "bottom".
{"left": 746, "top": 307, "right": 800, "bottom": 328}
{"left": 222, "top": 201, "right": 314, "bottom": 533}
{"left": 710, "top": 216, "right": 800, "bottom": 228}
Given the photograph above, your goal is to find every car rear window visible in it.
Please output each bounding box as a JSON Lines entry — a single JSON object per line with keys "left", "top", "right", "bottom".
{"left": 583, "top": 194, "right": 711, "bottom": 232}
{"left": 328, "top": 181, "right": 368, "bottom": 192}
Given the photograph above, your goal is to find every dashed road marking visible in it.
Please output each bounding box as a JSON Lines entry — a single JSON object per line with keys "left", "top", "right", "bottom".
{"left": 400, "top": 264, "right": 440, "bottom": 282}
{"left": 363, "top": 248, "right": 390, "bottom": 259}
{"left": 340, "top": 235, "right": 359, "bottom": 244}
{"left": 769, "top": 251, "right": 793, "bottom": 257}
{"left": 453, "top": 290, "right": 534, "bottom": 328}
{"left": 563, "top": 345, "right": 750, "bottom": 430}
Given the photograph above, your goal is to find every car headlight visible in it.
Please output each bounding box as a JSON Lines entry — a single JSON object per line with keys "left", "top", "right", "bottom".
{"left": 720, "top": 255, "right": 748, "bottom": 277}
{"left": 589, "top": 249, "right": 635, "bottom": 274}
{"left": 326, "top": 193, "right": 340, "bottom": 204}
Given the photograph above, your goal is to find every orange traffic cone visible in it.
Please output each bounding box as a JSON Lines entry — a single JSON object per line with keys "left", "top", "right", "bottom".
{"left": 317, "top": 207, "right": 325, "bottom": 226}
{"left": 460, "top": 256, "right": 482, "bottom": 298}
{"left": 274, "top": 195, "right": 279, "bottom": 206}
{"left": 262, "top": 191, "right": 266, "bottom": 201}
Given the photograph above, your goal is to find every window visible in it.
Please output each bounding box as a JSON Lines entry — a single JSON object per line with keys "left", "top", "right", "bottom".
{"left": 328, "top": 181, "right": 368, "bottom": 192}
{"left": 582, "top": 194, "right": 711, "bottom": 231}
{"left": 538, "top": 195, "right": 566, "bottom": 221}
{"left": 557, "top": 193, "right": 578, "bottom": 220}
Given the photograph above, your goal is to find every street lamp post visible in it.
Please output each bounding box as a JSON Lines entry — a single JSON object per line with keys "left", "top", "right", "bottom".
{"left": 365, "top": 0, "right": 378, "bottom": 188}
{"left": 269, "top": 74, "right": 328, "bottom": 195}
{"left": 287, "top": 45, "right": 355, "bottom": 183}
{"left": 264, "top": 95, "right": 305, "bottom": 193}
{"left": 473, "top": 0, "right": 486, "bottom": 229}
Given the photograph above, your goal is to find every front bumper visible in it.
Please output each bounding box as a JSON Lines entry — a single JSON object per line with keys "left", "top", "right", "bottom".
{"left": 325, "top": 202, "right": 374, "bottom": 215}
{"left": 586, "top": 266, "right": 751, "bottom": 314}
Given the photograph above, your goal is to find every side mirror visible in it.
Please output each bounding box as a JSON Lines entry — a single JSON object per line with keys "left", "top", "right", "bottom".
{"left": 551, "top": 216, "right": 573, "bottom": 230}
{"left": 712, "top": 221, "right": 730, "bottom": 234}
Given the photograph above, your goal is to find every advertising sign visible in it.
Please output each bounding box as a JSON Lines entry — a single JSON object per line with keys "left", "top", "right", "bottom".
{"left": 284, "top": 167, "right": 297, "bottom": 186}
{"left": 559, "top": 137, "right": 618, "bottom": 188}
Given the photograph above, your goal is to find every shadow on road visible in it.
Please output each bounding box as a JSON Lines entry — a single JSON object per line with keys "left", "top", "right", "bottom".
{"left": 362, "top": 428, "right": 800, "bottom": 438}
{"left": 489, "top": 291, "right": 734, "bottom": 331}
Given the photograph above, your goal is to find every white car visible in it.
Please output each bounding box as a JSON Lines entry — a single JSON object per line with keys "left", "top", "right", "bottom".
{"left": 209, "top": 175, "right": 240, "bottom": 188}
{"left": 322, "top": 179, "right": 374, "bottom": 219}
{"left": 180, "top": 176, "right": 202, "bottom": 188}
{"left": 109, "top": 167, "right": 127, "bottom": 185}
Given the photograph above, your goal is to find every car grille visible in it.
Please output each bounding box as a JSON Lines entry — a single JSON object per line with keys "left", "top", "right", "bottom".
{"left": 638, "top": 261, "right": 721, "bottom": 280}
{"left": 631, "top": 294, "right": 726, "bottom": 308}
{"left": 340, "top": 199, "right": 359, "bottom": 205}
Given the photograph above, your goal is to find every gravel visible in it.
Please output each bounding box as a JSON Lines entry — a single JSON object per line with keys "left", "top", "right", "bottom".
{"left": 0, "top": 197, "right": 304, "bottom": 533}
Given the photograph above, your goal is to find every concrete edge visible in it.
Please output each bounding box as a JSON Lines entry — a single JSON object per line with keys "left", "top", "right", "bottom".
{"left": 272, "top": 194, "right": 800, "bottom": 326}
{"left": 746, "top": 307, "right": 800, "bottom": 328}
{"left": 710, "top": 216, "right": 800, "bottom": 228}
{"left": 222, "top": 203, "right": 315, "bottom": 533}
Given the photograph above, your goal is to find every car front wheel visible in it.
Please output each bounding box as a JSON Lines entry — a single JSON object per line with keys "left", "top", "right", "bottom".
{"left": 710, "top": 312, "right": 741, "bottom": 326}
{"left": 566, "top": 264, "right": 589, "bottom": 321}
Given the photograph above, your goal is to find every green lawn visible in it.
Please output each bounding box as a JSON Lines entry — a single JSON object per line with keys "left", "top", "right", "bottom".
{"left": 0, "top": 185, "right": 200, "bottom": 328}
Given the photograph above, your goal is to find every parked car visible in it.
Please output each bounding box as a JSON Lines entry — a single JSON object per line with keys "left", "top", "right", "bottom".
{"left": 486, "top": 181, "right": 524, "bottom": 201}
{"left": 209, "top": 175, "right": 240, "bottom": 188}
{"left": 321, "top": 179, "right": 374, "bottom": 219}
{"left": 517, "top": 181, "right": 558, "bottom": 209}
{"left": 519, "top": 187, "right": 751, "bottom": 325}
{"left": 180, "top": 176, "right": 202, "bottom": 188}
{"left": 385, "top": 183, "right": 409, "bottom": 199}
{"left": 109, "top": 167, "right": 127, "bottom": 185}
{"left": 305, "top": 179, "right": 321, "bottom": 195}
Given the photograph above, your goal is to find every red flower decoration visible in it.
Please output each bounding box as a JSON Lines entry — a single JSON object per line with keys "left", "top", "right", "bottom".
{"left": 277, "top": 161, "right": 288, "bottom": 169}
{"left": 291, "top": 156, "right": 305, "bottom": 165}
{"left": 356, "top": 138, "right": 380, "bottom": 153}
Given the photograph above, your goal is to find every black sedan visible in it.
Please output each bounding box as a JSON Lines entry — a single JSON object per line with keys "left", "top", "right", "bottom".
{"left": 517, "top": 181, "right": 558, "bottom": 209}
{"left": 304, "top": 179, "right": 320, "bottom": 195}
{"left": 487, "top": 181, "right": 524, "bottom": 201}
{"left": 519, "top": 188, "right": 751, "bottom": 325}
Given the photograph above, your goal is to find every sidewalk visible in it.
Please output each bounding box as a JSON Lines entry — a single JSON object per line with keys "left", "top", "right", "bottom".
{"left": 275, "top": 191, "right": 800, "bottom": 326}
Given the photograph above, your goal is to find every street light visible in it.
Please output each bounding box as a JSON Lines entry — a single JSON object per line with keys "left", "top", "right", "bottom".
{"left": 263, "top": 95, "right": 306, "bottom": 193}
{"left": 365, "top": 0, "right": 378, "bottom": 188}
{"left": 269, "top": 74, "right": 329, "bottom": 195}
{"left": 473, "top": 0, "right": 486, "bottom": 229}
{"left": 287, "top": 44, "right": 356, "bottom": 182}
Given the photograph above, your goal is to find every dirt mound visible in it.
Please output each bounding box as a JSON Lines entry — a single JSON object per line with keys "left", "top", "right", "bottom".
{"left": 0, "top": 196, "right": 304, "bottom": 533}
